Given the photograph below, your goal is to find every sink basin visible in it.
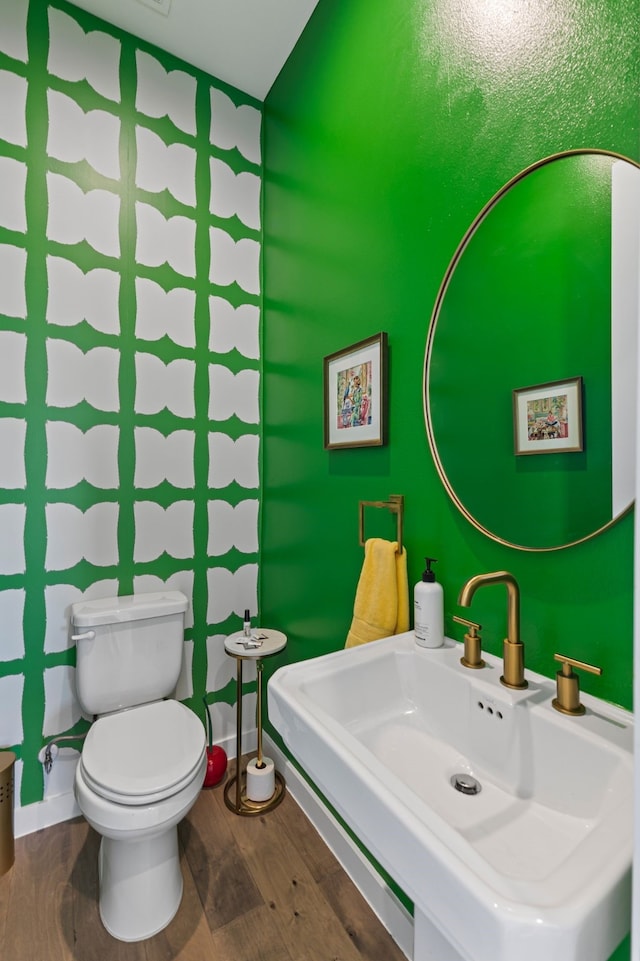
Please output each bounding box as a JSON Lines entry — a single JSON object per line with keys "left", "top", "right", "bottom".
{"left": 268, "top": 632, "right": 632, "bottom": 961}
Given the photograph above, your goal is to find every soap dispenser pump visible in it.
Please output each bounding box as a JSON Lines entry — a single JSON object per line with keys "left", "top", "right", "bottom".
{"left": 414, "top": 557, "right": 444, "bottom": 649}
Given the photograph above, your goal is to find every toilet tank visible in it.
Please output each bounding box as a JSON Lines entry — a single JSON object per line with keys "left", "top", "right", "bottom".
{"left": 71, "top": 591, "right": 188, "bottom": 716}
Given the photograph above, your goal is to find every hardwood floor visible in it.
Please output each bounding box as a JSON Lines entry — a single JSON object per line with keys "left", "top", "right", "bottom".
{"left": 0, "top": 759, "right": 408, "bottom": 961}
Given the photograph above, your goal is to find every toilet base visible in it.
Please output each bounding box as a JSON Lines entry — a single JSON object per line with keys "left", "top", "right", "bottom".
{"left": 98, "top": 825, "right": 183, "bottom": 942}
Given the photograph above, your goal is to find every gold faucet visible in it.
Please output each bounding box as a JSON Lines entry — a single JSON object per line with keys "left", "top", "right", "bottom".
{"left": 457, "top": 571, "right": 528, "bottom": 690}
{"left": 452, "top": 615, "right": 485, "bottom": 669}
{"left": 552, "top": 653, "right": 602, "bottom": 715}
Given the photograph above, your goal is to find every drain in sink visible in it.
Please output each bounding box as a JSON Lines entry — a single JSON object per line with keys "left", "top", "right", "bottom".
{"left": 450, "top": 773, "right": 481, "bottom": 795}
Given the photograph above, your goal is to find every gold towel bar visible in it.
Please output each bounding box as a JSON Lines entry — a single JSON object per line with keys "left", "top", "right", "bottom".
{"left": 358, "top": 494, "right": 404, "bottom": 554}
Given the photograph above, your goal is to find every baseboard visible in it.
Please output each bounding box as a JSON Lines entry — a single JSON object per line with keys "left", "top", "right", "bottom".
{"left": 15, "top": 791, "right": 81, "bottom": 839}
{"left": 264, "top": 733, "right": 414, "bottom": 961}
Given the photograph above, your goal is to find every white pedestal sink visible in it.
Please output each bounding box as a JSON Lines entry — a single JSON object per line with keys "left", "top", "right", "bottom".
{"left": 268, "top": 632, "right": 632, "bottom": 961}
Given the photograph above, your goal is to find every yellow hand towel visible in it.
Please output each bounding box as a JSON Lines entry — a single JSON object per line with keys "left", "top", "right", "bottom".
{"left": 345, "top": 538, "right": 409, "bottom": 648}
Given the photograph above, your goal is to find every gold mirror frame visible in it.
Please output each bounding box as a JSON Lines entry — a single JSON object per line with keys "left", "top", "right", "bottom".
{"left": 423, "top": 149, "right": 640, "bottom": 552}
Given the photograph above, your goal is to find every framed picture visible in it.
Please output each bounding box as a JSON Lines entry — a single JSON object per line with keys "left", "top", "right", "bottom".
{"left": 323, "top": 333, "right": 388, "bottom": 450}
{"left": 513, "top": 376, "right": 584, "bottom": 455}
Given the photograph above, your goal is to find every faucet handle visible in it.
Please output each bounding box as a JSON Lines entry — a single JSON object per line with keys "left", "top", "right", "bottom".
{"left": 453, "top": 615, "right": 485, "bottom": 670}
{"left": 552, "top": 653, "right": 602, "bottom": 716}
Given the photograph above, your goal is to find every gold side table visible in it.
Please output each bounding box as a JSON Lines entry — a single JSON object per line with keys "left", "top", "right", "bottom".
{"left": 224, "top": 628, "right": 287, "bottom": 816}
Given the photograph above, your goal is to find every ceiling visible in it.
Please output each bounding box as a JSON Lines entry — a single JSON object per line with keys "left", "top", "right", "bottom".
{"left": 65, "top": 0, "right": 321, "bottom": 101}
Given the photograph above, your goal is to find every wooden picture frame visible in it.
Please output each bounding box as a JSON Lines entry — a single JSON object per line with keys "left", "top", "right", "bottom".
{"left": 323, "top": 333, "right": 388, "bottom": 450}
{"left": 513, "top": 376, "right": 584, "bottom": 455}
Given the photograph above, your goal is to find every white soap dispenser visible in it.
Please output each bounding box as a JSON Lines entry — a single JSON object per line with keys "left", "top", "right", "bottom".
{"left": 414, "top": 557, "right": 444, "bottom": 649}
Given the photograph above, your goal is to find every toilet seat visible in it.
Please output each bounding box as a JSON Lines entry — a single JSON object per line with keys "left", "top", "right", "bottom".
{"left": 81, "top": 699, "right": 205, "bottom": 805}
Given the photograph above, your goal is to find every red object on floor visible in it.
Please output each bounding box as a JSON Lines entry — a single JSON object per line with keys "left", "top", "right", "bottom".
{"left": 203, "top": 745, "right": 227, "bottom": 787}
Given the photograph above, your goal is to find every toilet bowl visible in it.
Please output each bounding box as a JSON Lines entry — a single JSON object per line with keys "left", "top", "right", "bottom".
{"left": 75, "top": 698, "right": 206, "bottom": 942}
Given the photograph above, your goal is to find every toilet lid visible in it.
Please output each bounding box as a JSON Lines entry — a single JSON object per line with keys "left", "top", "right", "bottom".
{"left": 81, "top": 700, "right": 206, "bottom": 805}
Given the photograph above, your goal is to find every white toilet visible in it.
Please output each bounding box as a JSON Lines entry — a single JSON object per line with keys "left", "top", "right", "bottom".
{"left": 71, "top": 591, "right": 206, "bottom": 942}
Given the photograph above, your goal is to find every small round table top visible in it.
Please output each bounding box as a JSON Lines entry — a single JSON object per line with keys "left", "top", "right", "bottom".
{"left": 224, "top": 628, "right": 287, "bottom": 659}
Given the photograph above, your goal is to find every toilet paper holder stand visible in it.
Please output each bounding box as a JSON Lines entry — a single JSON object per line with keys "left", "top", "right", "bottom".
{"left": 223, "top": 628, "right": 287, "bottom": 816}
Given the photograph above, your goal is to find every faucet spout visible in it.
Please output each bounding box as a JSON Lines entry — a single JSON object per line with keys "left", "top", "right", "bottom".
{"left": 457, "top": 570, "right": 527, "bottom": 689}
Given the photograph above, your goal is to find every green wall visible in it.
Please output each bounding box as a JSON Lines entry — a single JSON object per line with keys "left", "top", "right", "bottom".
{"left": 262, "top": 3, "right": 637, "bottom": 955}
{"left": 0, "top": 0, "right": 263, "bottom": 810}
{"left": 262, "top": 0, "right": 638, "bottom": 702}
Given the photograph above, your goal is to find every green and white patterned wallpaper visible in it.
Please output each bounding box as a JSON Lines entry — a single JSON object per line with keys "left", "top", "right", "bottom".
{"left": 0, "top": 0, "right": 263, "bottom": 816}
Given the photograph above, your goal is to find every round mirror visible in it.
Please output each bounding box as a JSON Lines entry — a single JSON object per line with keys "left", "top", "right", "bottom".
{"left": 424, "top": 150, "right": 640, "bottom": 551}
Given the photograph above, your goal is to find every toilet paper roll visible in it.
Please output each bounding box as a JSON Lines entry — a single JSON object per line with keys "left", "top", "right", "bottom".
{"left": 245, "top": 756, "right": 275, "bottom": 802}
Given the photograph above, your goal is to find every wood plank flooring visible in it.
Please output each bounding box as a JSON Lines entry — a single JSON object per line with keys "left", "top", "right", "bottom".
{"left": 0, "top": 758, "right": 408, "bottom": 961}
